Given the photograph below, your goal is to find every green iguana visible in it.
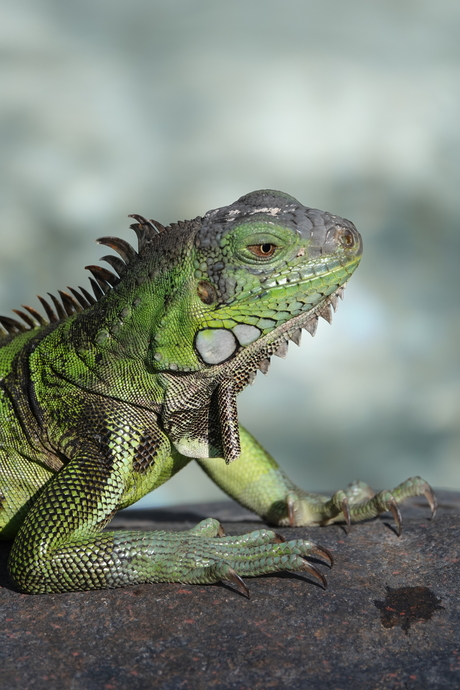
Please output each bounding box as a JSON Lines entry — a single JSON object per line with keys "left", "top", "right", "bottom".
{"left": 0, "top": 190, "right": 436, "bottom": 595}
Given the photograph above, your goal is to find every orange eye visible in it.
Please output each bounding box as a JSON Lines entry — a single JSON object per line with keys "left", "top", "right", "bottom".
{"left": 247, "top": 243, "right": 277, "bottom": 258}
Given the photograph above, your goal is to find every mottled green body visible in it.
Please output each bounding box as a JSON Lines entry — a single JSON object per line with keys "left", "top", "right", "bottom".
{"left": 0, "top": 190, "right": 434, "bottom": 594}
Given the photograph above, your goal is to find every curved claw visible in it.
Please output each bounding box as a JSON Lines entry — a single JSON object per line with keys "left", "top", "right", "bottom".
{"left": 424, "top": 485, "right": 438, "bottom": 520}
{"left": 217, "top": 524, "right": 226, "bottom": 537}
{"left": 300, "top": 561, "right": 327, "bottom": 589}
{"left": 388, "top": 498, "right": 403, "bottom": 537}
{"left": 286, "top": 492, "right": 297, "bottom": 527}
{"left": 341, "top": 497, "right": 351, "bottom": 534}
{"left": 224, "top": 567, "right": 250, "bottom": 598}
{"left": 310, "top": 544, "right": 334, "bottom": 568}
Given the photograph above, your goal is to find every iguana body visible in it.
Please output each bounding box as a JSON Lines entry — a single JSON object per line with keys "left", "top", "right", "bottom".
{"left": 0, "top": 190, "right": 435, "bottom": 594}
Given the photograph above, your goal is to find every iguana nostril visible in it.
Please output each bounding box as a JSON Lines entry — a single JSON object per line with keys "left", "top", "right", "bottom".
{"left": 338, "top": 227, "right": 355, "bottom": 248}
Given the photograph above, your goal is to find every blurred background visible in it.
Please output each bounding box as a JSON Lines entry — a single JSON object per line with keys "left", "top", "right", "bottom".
{"left": 1, "top": 0, "right": 459, "bottom": 507}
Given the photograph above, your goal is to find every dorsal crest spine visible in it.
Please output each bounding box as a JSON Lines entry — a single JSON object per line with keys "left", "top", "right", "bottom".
{"left": 0, "top": 214, "right": 167, "bottom": 336}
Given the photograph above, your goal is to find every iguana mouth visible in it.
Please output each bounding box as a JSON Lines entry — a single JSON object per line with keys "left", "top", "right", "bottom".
{"left": 251, "top": 282, "right": 347, "bottom": 378}
{"left": 206, "top": 281, "right": 348, "bottom": 389}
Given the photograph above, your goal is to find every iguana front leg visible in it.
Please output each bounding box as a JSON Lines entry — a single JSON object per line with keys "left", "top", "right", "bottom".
{"left": 197, "top": 426, "right": 437, "bottom": 533}
{"left": 7, "top": 430, "right": 332, "bottom": 594}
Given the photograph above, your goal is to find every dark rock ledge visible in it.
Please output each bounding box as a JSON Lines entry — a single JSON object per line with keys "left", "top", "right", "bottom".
{"left": 1, "top": 491, "right": 459, "bottom": 690}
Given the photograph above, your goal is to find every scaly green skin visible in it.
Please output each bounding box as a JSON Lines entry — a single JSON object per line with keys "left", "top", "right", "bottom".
{"left": 0, "top": 189, "right": 435, "bottom": 595}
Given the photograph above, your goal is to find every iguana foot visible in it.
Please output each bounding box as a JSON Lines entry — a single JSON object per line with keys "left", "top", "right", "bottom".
{"left": 137, "top": 519, "right": 333, "bottom": 597}
{"left": 268, "top": 476, "right": 437, "bottom": 535}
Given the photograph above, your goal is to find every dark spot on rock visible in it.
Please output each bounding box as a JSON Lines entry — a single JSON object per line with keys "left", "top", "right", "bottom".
{"left": 375, "top": 586, "right": 443, "bottom": 633}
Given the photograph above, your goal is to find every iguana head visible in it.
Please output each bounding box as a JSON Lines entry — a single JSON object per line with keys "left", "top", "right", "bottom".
{"left": 151, "top": 189, "right": 362, "bottom": 374}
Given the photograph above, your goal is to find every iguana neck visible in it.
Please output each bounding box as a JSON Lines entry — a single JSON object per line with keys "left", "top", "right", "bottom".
{"left": 68, "top": 221, "right": 205, "bottom": 373}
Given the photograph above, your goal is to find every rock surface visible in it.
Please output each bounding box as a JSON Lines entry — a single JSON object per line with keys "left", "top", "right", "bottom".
{"left": 1, "top": 491, "right": 459, "bottom": 690}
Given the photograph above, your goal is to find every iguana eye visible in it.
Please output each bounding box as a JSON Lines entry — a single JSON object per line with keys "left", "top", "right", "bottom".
{"left": 247, "top": 243, "right": 277, "bottom": 258}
